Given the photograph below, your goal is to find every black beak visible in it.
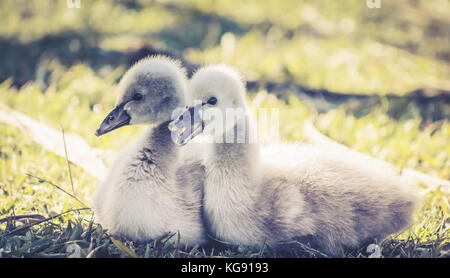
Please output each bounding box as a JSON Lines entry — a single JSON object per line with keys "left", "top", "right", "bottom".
{"left": 95, "top": 104, "right": 131, "bottom": 136}
{"left": 169, "top": 103, "right": 204, "bottom": 145}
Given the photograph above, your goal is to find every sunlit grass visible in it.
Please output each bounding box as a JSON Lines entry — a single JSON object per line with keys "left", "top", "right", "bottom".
{"left": 0, "top": 0, "right": 449, "bottom": 258}
{"left": 1, "top": 0, "right": 449, "bottom": 94}
{"left": 1, "top": 65, "right": 448, "bottom": 257}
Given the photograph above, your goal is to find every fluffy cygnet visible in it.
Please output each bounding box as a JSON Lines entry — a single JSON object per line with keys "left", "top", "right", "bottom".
{"left": 92, "top": 56, "right": 206, "bottom": 246}
{"left": 171, "top": 64, "right": 419, "bottom": 256}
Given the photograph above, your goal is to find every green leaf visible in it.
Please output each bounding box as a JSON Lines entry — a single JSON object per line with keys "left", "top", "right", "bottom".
{"left": 144, "top": 243, "right": 152, "bottom": 258}
{"left": 69, "top": 221, "right": 83, "bottom": 241}
{"left": 111, "top": 237, "right": 138, "bottom": 258}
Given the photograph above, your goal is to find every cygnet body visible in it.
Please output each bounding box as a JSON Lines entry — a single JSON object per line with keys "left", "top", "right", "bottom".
{"left": 171, "top": 65, "right": 418, "bottom": 256}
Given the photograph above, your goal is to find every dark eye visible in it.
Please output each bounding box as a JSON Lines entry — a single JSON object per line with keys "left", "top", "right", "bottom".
{"left": 207, "top": 96, "right": 217, "bottom": 105}
{"left": 133, "top": 93, "right": 143, "bottom": 101}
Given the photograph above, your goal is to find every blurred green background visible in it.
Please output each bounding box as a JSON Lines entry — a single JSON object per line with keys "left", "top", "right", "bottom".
{"left": 0, "top": 0, "right": 449, "bottom": 258}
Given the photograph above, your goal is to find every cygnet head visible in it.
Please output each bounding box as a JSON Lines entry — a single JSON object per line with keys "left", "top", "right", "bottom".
{"left": 170, "top": 64, "right": 248, "bottom": 145}
{"left": 96, "top": 56, "right": 187, "bottom": 136}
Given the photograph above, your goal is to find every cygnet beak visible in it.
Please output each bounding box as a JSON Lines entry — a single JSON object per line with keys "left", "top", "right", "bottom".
{"left": 95, "top": 103, "right": 131, "bottom": 136}
{"left": 169, "top": 103, "right": 204, "bottom": 145}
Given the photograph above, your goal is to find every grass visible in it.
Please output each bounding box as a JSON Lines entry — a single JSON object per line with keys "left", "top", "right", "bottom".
{"left": 0, "top": 0, "right": 449, "bottom": 258}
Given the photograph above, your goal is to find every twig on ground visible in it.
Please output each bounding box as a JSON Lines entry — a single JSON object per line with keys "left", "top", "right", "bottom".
{"left": 4, "top": 207, "right": 91, "bottom": 237}
{"left": 61, "top": 126, "right": 76, "bottom": 195}
{"left": 280, "top": 240, "right": 329, "bottom": 258}
{"left": 0, "top": 214, "right": 46, "bottom": 223}
{"left": 26, "top": 173, "right": 88, "bottom": 207}
{"left": 0, "top": 102, "right": 108, "bottom": 180}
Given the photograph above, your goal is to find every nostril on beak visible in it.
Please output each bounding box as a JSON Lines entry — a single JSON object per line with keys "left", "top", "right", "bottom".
{"left": 168, "top": 121, "right": 177, "bottom": 131}
{"left": 108, "top": 115, "right": 114, "bottom": 121}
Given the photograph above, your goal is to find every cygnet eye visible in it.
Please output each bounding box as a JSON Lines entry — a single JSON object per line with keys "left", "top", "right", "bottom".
{"left": 207, "top": 96, "right": 217, "bottom": 105}
{"left": 133, "top": 93, "right": 143, "bottom": 101}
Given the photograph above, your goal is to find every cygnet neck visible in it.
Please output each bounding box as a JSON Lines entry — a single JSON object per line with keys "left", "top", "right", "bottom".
{"left": 137, "top": 120, "right": 179, "bottom": 176}
{"left": 209, "top": 113, "right": 260, "bottom": 172}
